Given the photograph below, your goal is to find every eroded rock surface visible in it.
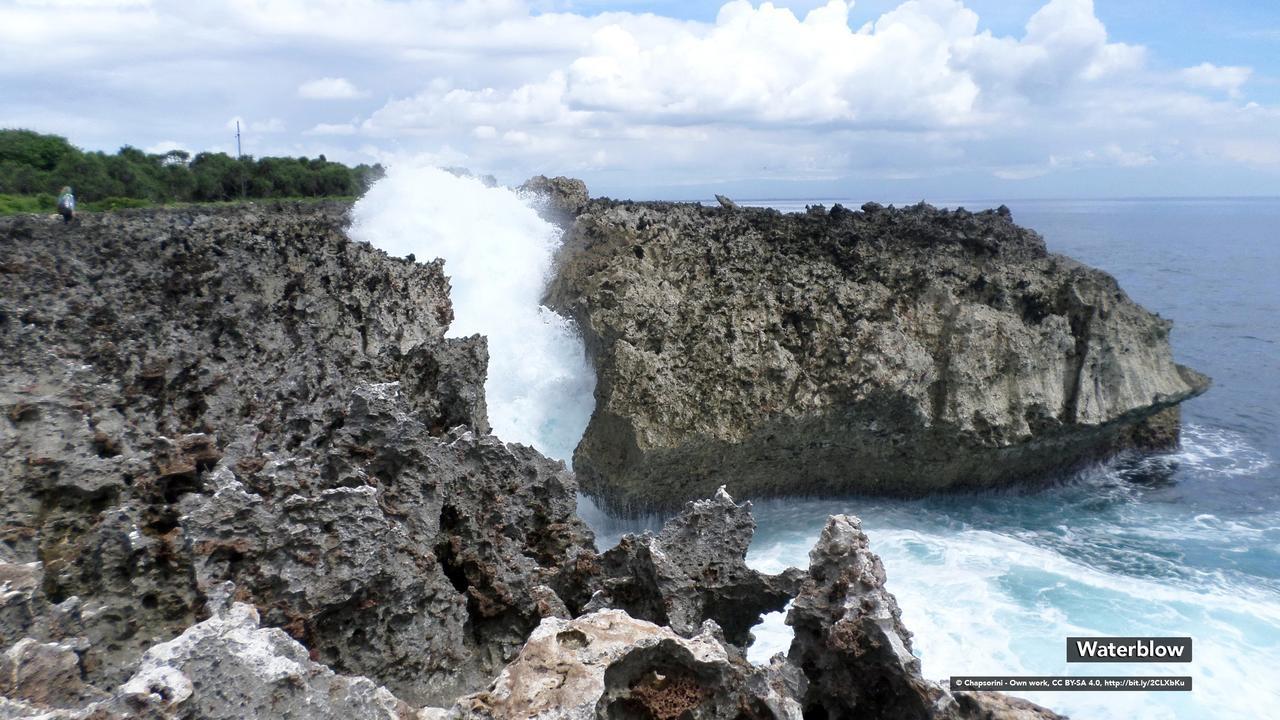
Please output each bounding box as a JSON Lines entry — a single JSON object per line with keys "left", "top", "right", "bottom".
{"left": 520, "top": 176, "right": 590, "bottom": 228}
{"left": 113, "top": 591, "right": 415, "bottom": 720}
{"left": 585, "top": 487, "right": 801, "bottom": 647}
{"left": 0, "top": 589, "right": 416, "bottom": 720}
{"left": 547, "top": 195, "right": 1210, "bottom": 510}
{"left": 788, "top": 515, "right": 1063, "bottom": 720}
{"left": 0, "top": 205, "right": 595, "bottom": 705}
{"left": 2, "top": 202, "right": 1069, "bottom": 720}
{"left": 451, "top": 609, "right": 804, "bottom": 720}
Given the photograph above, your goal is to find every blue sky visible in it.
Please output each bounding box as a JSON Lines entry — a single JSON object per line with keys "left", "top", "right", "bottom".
{"left": 3, "top": 0, "right": 1279, "bottom": 200}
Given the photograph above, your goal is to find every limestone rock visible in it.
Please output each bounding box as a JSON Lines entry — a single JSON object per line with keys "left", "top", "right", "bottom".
{"left": 115, "top": 596, "right": 414, "bottom": 720}
{"left": 519, "top": 176, "right": 590, "bottom": 227}
{"left": 548, "top": 198, "right": 1211, "bottom": 510}
{"left": 181, "top": 383, "right": 598, "bottom": 704}
{"left": 586, "top": 487, "right": 801, "bottom": 647}
{"left": 0, "top": 562, "right": 46, "bottom": 645}
{"left": 0, "top": 205, "right": 594, "bottom": 705}
{"left": 0, "top": 638, "right": 107, "bottom": 710}
{"left": 953, "top": 691, "right": 1068, "bottom": 720}
{"left": 787, "top": 515, "right": 1063, "bottom": 720}
{"left": 451, "top": 609, "right": 802, "bottom": 720}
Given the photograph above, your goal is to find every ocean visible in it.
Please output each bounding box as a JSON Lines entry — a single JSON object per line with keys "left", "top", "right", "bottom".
{"left": 582, "top": 197, "right": 1280, "bottom": 720}
{"left": 737, "top": 197, "right": 1280, "bottom": 720}
{"left": 353, "top": 174, "right": 1280, "bottom": 720}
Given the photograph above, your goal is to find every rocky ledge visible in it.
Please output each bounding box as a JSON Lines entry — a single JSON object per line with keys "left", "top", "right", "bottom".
{"left": 544, "top": 186, "right": 1210, "bottom": 511}
{"left": 0, "top": 205, "right": 596, "bottom": 707}
{"left": 1, "top": 204, "right": 1062, "bottom": 719}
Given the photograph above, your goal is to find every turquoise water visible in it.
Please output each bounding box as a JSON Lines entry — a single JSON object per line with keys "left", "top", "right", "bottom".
{"left": 585, "top": 198, "right": 1280, "bottom": 720}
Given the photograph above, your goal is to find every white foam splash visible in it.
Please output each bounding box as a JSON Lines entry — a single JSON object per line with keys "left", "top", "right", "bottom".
{"left": 1174, "top": 425, "right": 1272, "bottom": 477}
{"left": 349, "top": 163, "right": 595, "bottom": 462}
{"left": 745, "top": 521, "right": 1280, "bottom": 720}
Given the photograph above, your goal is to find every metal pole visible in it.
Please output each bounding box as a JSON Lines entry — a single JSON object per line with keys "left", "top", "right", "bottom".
{"left": 236, "top": 121, "right": 246, "bottom": 200}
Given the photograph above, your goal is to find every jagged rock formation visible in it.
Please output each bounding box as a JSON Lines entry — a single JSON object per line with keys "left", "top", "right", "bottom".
{"left": 442, "top": 505, "right": 1058, "bottom": 720}
{"left": 788, "top": 515, "right": 943, "bottom": 718}
{"left": 2, "top": 202, "right": 1067, "bottom": 720}
{"left": 519, "top": 175, "right": 590, "bottom": 229}
{"left": 0, "top": 588, "right": 415, "bottom": 720}
{"left": 546, "top": 195, "right": 1211, "bottom": 510}
{"left": 0, "top": 205, "right": 596, "bottom": 706}
{"left": 584, "top": 487, "right": 802, "bottom": 647}
{"left": 788, "top": 515, "right": 1062, "bottom": 720}
{"left": 115, "top": 592, "right": 414, "bottom": 720}
{"left": 450, "top": 609, "right": 805, "bottom": 720}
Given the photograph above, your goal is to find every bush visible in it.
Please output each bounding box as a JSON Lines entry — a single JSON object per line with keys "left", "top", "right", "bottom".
{"left": 84, "top": 196, "right": 152, "bottom": 212}
{"left": 0, "top": 193, "right": 56, "bottom": 215}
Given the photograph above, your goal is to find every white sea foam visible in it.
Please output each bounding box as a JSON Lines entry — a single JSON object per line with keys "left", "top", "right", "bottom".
{"left": 1173, "top": 425, "right": 1272, "bottom": 477}
{"left": 746, "top": 522, "right": 1280, "bottom": 720}
{"left": 350, "top": 163, "right": 594, "bottom": 462}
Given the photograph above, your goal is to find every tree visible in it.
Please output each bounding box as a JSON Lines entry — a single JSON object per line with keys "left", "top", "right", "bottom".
{"left": 1, "top": 129, "right": 377, "bottom": 204}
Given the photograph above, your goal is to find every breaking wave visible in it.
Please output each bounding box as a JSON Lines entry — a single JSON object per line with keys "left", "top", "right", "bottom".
{"left": 350, "top": 162, "right": 594, "bottom": 462}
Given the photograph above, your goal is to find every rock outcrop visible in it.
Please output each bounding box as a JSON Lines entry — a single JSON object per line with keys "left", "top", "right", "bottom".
{"left": 584, "top": 487, "right": 802, "bottom": 648}
{"left": 519, "top": 176, "right": 591, "bottom": 229}
{"left": 787, "top": 515, "right": 1062, "bottom": 720}
{"left": 0, "top": 587, "right": 416, "bottom": 720}
{"left": 441, "top": 505, "right": 1057, "bottom": 720}
{"left": 2, "top": 201, "right": 1068, "bottom": 720}
{"left": 546, "top": 196, "right": 1211, "bottom": 510}
{"left": 0, "top": 205, "right": 596, "bottom": 706}
{"left": 451, "top": 609, "right": 804, "bottom": 720}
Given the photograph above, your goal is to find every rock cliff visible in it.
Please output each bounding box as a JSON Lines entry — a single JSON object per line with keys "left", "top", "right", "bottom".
{"left": 546, "top": 195, "right": 1210, "bottom": 511}
{"left": 1, "top": 202, "right": 1062, "bottom": 719}
{"left": 583, "top": 487, "right": 802, "bottom": 648}
{"left": 444, "top": 496, "right": 1061, "bottom": 720}
{"left": 0, "top": 205, "right": 596, "bottom": 706}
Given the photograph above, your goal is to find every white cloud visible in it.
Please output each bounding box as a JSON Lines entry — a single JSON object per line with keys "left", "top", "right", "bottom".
{"left": 993, "top": 165, "right": 1051, "bottom": 181}
{"left": 2, "top": 0, "right": 1278, "bottom": 195}
{"left": 305, "top": 122, "right": 359, "bottom": 136}
{"left": 1181, "top": 62, "right": 1252, "bottom": 98}
{"left": 1050, "top": 144, "right": 1155, "bottom": 169}
{"left": 226, "top": 116, "right": 286, "bottom": 134}
{"left": 361, "top": 0, "right": 1182, "bottom": 144}
{"left": 298, "top": 77, "right": 367, "bottom": 100}
{"left": 144, "top": 139, "right": 190, "bottom": 155}
{"left": 1219, "top": 139, "right": 1280, "bottom": 167}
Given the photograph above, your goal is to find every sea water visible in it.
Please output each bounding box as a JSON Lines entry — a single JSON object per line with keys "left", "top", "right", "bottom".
{"left": 354, "top": 168, "right": 1279, "bottom": 720}
{"left": 737, "top": 197, "right": 1280, "bottom": 720}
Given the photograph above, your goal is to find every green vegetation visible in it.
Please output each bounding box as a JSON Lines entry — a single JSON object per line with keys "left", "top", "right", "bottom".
{"left": 0, "top": 129, "right": 384, "bottom": 214}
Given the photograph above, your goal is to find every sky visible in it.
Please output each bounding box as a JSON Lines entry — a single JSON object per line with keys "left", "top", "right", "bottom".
{"left": 3, "top": 0, "right": 1280, "bottom": 200}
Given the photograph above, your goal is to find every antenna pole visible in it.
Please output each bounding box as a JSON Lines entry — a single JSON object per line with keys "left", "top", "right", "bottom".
{"left": 235, "top": 121, "right": 246, "bottom": 200}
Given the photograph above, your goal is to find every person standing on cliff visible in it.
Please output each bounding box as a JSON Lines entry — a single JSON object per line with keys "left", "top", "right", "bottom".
{"left": 56, "top": 186, "right": 76, "bottom": 223}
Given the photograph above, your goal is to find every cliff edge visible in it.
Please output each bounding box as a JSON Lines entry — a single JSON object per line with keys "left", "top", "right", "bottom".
{"left": 545, "top": 191, "right": 1210, "bottom": 511}
{"left": 0, "top": 204, "right": 597, "bottom": 706}
{"left": 0, "top": 202, "right": 1061, "bottom": 719}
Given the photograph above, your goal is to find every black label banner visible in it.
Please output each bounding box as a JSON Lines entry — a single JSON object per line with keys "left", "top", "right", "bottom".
{"left": 1066, "top": 637, "right": 1193, "bottom": 663}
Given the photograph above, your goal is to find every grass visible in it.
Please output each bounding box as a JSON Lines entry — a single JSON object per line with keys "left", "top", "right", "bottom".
{"left": 0, "top": 194, "right": 358, "bottom": 217}
{"left": 0, "top": 193, "right": 57, "bottom": 214}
